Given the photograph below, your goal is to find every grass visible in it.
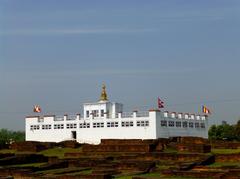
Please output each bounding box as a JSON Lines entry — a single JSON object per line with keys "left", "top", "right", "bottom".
{"left": 35, "top": 167, "right": 91, "bottom": 175}
{"left": 211, "top": 148, "right": 240, "bottom": 154}
{"left": 9, "top": 162, "right": 47, "bottom": 167}
{"left": 115, "top": 172, "right": 206, "bottom": 179}
{"left": 208, "top": 162, "right": 240, "bottom": 168}
{"left": 0, "top": 149, "right": 16, "bottom": 154}
{"left": 39, "top": 147, "right": 82, "bottom": 158}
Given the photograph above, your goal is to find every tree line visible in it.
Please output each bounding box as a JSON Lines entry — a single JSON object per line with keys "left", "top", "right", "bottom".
{"left": 208, "top": 120, "right": 240, "bottom": 141}
{"left": 0, "top": 129, "right": 25, "bottom": 145}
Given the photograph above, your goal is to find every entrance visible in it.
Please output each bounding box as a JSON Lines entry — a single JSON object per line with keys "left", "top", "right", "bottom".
{"left": 71, "top": 131, "right": 77, "bottom": 140}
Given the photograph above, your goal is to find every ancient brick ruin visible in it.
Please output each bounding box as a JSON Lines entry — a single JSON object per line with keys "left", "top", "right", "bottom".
{"left": 0, "top": 137, "right": 239, "bottom": 179}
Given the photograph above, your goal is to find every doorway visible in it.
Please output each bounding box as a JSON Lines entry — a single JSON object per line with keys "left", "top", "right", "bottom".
{"left": 71, "top": 131, "right": 77, "bottom": 140}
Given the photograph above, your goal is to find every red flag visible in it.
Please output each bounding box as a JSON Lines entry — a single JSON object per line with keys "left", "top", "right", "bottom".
{"left": 33, "top": 105, "right": 41, "bottom": 113}
{"left": 202, "top": 105, "right": 211, "bottom": 114}
{"left": 158, "top": 97, "right": 164, "bottom": 109}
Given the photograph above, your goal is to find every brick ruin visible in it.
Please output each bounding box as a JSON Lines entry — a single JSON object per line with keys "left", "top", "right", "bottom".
{"left": 0, "top": 137, "right": 239, "bottom": 178}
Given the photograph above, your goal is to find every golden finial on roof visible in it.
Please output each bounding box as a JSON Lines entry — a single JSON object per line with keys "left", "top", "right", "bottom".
{"left": 100, "top": 84, "right": 108, "bottom": 101}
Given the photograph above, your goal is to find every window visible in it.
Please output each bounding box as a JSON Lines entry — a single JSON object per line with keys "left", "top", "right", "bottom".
{"left": 195, "top": 123, "right": 200, "bottom": 128}
{"left": 54, "top": 124, "right": 64, "bottom": 129}
{"left": 136, "top": 120, "right": 149, "bottom": 127}
{"left": 107, "top": 122, "right": 118, "bottom": 127}
{"left": 176, "top": 121, "right": 181, "bottom": 127}
{"left": 200, "top": 123, "right": 205, "bottom": 128}
{"left": 161, "top": 120, "right": 167, "bottom": 127}
{"left": 86, "top": 111, "right": 90, "bottom": 118}
{"left": 42, "top": 124, "right": 51, "bottom": 130}
{"left": 93, "top": 122, "right": 104, "bottom": 128}
{"left": 92, "top": 110, "right": 99, "bottom": 117}
{"left": 189, "top": 122, "right": 194, "bottom": 128}
{"left": 168, "top": 121, "right": 175, "bottom": 127}
{"left": 183, "top": 121, "right": 188, "bottom": 128}
{"left": 66, "top": 123, "right": 77, "bottom": 129}
{"left": 30, "top": 125, "right": 40, "bottom": 130}
{"left": 79, "top": 123, "right": 90, "bottom": 128}
{"left": 121, "top": 121, "right": 133, "bottom": 127}
{"left": 101, "top": 110, "right": 104, "bottom": 117}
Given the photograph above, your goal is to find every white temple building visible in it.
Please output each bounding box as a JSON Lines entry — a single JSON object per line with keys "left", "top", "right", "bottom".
{"left": 25, "top": 85, "right": 208, "bottom": 144}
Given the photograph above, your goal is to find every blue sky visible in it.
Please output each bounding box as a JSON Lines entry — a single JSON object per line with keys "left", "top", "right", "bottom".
{"left": 0, "top": 0, "right": 240, "bottom": 130}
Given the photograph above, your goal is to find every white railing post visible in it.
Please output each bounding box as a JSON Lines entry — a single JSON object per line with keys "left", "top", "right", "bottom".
{"left": 64, "top": 114, "right": 68, "bottom": 120}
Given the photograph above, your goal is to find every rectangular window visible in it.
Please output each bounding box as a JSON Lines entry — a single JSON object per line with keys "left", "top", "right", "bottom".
{"left": 136, "top": 120, "right": 149, "bottom": 127}
{"left": 79, "top": 123, "right": 90, "bottom": 128}
{"left": 189, "top": 122, "right": 194, "bottom": 128}
{"left": 121, "top": 121, "right": 134, "bottom": 127}
{"left": 54, "top": 124, "right": 64, "bottom": 129}
{"left": 66, "top": 123, "right": 77, "bottom": 129}
{"left": 195, "top": 123, "right": 200, "bottom": 128}
{"left": 183, "top": 121, "right": 188, "bottom": 128}
{"left": 30, "top": 125, "right": 40, "bottom": 130}
{"left": 86, "top": 111, "right": 89, "bottom": 118}
{"left": 176, "top": 121, "right": 181, "bottom": 127}
{"left": 93, "top": 122, "right": 104, "bottom": 128}
{"left": 200, "top": 123, "right": 205, "bottom": 128}
{"left": 42, "top": 124, "right": 51, "bottom": 130}
{"left": 92, "top": 110, "right": 99, "bottom": 117}
{"left": 161, "top": 120, "right": 167, "bottom": 127}
{"left": 168, "top": 121, "right": 175, "bottom": 127}
{"left": 101, "top": 110, "right": 104, "bottom": 117}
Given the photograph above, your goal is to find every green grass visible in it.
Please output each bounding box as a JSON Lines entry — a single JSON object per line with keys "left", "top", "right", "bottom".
{"left": 115, "top": 173, "right": 206, "bottom": 179}
{"left": 208, "top": 162, "right": 240, "bottom": 168}
{"left": 39, "top": 147, "right": 82, "bottom": 158}
{"left": 35, "top": 167, "right": 91, "bottom": 175}
{"left": 211, "top": 148, "right": 240, "bottom": 154}
{"left": 0, "top": 149, "right": 16, "bottom": 154}
{"left": 9, "top": 162, "right": 47, "bottom": 167}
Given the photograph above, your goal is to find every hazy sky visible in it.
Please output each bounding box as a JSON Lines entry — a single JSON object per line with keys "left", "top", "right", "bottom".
{"left": 1, "top": 0, "right": 240, "bottom": 130}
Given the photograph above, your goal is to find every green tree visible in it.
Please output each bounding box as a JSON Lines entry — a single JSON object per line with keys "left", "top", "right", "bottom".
{"left": 234, "top": 120, "right": 240, "bottom": 141}
{"left": 208, "top": 125, "right": 217, "bottom": 140}
{"left": 0, "top": 129, "right": 25, "bottom": 145}
{"left": 208, "top": 120, "right": 240, "bottom": 141}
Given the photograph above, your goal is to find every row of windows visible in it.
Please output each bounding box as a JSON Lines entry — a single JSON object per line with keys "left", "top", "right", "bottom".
{"left": 30, "top": 120, "right": 206, "bottom": 131}
{"left": 93, "top": 122, "right": 104, "bottom": 128}
{"left": 136, "top": 120, "right": 149, "bottom": 127}
{"left": 79, "top": 123, "right": 90, "bottom": 128}
{"left": 160, "top": 120, "right": 205, "bottom": 128}
{"left": 66, "top": 123, "right": 77, "bottom": 129}
{"left": 54, "top": 124, "right": 64, "bottom": 129}
{"left": 30, "top": 120, "right": 151, "bottom": 130}
{"left": 107, "top": 122, "right": 118, "bottom": 127}
{"left": 121, "top": 121, "right": 134, "bottom": 127}
{"left": 42, "top": 124, "right": 51, "bottom": 130}
{"left": 86, "top": 110, "right": 105, "bottom": 118}
{"left": 30, "top": 125, "right": 40, "bottom": 130}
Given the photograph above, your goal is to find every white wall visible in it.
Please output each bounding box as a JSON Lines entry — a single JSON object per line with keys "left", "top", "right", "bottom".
{"left": 25, "top": 110, "right": 208, "bottom": 144}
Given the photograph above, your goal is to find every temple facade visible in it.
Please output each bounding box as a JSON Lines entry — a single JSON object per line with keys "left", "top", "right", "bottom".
{"left": 25, "top": 85, "right": 208, "bottom": 144}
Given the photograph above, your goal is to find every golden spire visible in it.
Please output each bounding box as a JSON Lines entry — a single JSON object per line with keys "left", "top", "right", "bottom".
{"left": 100, "top": 84, "right": 108, "bottom": 101}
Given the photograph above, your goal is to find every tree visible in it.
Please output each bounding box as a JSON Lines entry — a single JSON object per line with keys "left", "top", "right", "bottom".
{"left": 208, "top": 125, "right": 217, "bottom": 140}
{"left": 0, "top": 129, "right": 25, "bottom": 145}
{"left": 208, "top": 120, "right": 240, "bottom": 141}
{"left": 234, "top": 119, "right": 240, "bottom": 141}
